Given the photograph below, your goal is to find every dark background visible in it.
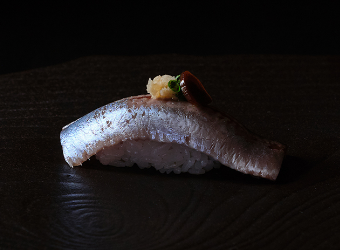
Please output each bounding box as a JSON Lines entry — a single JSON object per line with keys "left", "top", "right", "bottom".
{"left": 1, "top": 2, "right": 339, "bottom": 75}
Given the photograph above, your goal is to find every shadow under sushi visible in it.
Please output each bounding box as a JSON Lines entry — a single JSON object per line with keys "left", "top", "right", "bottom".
{"left": 275, "top": 155, "right": 313, "bottom": 184}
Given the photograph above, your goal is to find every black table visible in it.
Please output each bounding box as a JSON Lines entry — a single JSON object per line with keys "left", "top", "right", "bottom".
{"left": 1, "top": 54, "right": 339, "bottom": 249}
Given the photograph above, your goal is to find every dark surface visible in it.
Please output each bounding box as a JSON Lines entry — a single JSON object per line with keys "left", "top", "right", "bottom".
{"left": 1, "top": 54, "right": 340, "bottom": 249}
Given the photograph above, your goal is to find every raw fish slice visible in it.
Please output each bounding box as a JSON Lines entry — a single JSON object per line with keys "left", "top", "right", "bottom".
{"left": 60, "top": 95, "right": 286, "bottom": 180}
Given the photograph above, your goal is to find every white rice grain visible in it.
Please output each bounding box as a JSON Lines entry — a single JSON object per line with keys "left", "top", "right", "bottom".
{"left": 96, "top": 140, "right": 220, "bottom": 174}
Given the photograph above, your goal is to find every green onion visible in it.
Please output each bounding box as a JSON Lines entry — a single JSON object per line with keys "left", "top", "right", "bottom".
{"left": 168, "top": 80, "right": 181, "bottom": 93}
{"left": 168, "top": 74, "right": 186, "bottom": 101}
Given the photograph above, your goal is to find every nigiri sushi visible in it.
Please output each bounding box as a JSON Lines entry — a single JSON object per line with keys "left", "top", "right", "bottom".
{"left": 60, "top": 71, "right": 286, "bottom": 180}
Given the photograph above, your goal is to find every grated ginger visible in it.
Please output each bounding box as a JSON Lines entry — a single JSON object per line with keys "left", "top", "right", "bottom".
{"left": 147, "top": 75, "right": 178, "bottom": 100}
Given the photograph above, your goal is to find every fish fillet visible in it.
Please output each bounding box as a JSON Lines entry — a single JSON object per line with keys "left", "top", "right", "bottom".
{"left": 60, "top": 95, "right": 286, "bottom": 180}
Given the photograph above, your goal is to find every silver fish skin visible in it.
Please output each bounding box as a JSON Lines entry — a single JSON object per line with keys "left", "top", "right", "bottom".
{"left": 60, "top": 95, "right": 286, "bottom": 180}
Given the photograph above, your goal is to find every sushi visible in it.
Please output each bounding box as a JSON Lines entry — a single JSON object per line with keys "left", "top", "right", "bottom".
{"left": 60, "top": 71, "right": 286, "bottom": 180}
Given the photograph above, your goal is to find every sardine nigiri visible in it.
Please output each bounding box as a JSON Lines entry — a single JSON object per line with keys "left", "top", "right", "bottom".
{"left": 60, "top": 95, "right": 285, "bottom": 180}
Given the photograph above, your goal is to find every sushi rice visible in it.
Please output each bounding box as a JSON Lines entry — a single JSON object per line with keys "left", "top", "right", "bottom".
{"left": 96, "top": 140, "right": 220, "bottom": 174}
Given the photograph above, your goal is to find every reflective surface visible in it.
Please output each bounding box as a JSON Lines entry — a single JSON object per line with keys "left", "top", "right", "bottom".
{"left": 1, "top": 55, "right": 340, "bottom": 249}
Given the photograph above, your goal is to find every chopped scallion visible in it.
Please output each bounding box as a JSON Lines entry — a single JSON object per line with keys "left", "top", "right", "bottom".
{"left": 168, "top": 80, "right": 181, "bottom": 93}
